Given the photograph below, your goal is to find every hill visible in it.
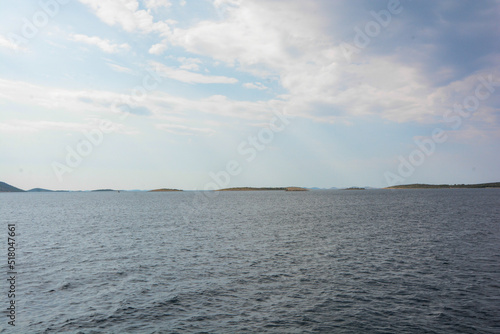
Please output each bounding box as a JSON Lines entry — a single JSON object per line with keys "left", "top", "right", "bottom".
{"left": 0, "top": 181, "right": 25, "bottom": 192}
{"left": 28, "top": 188, "right": 54, "bottom": 192}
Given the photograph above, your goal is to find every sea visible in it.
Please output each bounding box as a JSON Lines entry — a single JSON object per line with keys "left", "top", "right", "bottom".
{"left": 1, "top": 189, "right": 499, "bottom": 333}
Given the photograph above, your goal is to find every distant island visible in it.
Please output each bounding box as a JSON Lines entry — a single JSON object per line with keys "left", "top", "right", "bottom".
{"left": 149, "top": 188, "right": 183, "bottom": 192}
{"left": 218, "top": 187, "right": 308, "bottom": 191}
{"left": 28, "top": 188, "right": 55, "bottom": 192}
{"left": 386, "top": 182, "right": 500, "bottom": 189}
{"left": 0, "top": 182, "right": 25, "bottom": 192}
{"left": 285, "top": 187, "right": 308, "bottom": 191}
{"left": 2, "top": 180, "right": 499, "bottom": 193}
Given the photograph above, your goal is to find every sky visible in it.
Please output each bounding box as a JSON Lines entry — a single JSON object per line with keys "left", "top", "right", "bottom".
{"left": 0, "top": 0, "right": 499, "bottom": 191}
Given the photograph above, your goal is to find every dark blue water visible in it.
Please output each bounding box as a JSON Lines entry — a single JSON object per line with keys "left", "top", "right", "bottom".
{"left": 1, "top": 189, "right": 499, "bottom": 333}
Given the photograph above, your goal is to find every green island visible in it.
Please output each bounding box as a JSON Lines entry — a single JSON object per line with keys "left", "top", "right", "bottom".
{"left": 385, "top": 182, "right": 500, "bottom": 189}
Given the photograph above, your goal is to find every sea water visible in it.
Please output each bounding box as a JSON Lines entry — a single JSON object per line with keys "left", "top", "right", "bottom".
{"left": 1, "top": 189, "right": 499, "bottom": 333}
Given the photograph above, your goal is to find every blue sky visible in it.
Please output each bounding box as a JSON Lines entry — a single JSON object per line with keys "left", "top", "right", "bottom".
{"left": 0, "top": 0, "right": 499, "bottom": 190}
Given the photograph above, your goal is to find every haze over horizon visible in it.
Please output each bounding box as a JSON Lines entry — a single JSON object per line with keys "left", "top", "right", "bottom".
{"left": 1, "top": 0, "right": 499, "bottom": 191}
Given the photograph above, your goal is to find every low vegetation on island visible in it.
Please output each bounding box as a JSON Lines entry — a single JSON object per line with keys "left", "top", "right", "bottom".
{"left": 285, "top": 187, "right": 308, "bottom": 191}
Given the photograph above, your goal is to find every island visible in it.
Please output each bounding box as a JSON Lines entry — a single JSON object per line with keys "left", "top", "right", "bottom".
{"left": 28, "top": 188, "right": 55, "bottom": 192}
{"left": 149, "top": 188, "right": 183, "bottom": 192}
{"left": 218, "top": 187, "right": 308, "bottom": 191}
{"left": 0, "top": 181, "right": 24, "bottom": 192}
{"left": 385, "top": 182, "right": 500, "bottom": 189}
{"left": 285, "top": 187, "right": 308, "bottom": 191}
{"left": 2, "top": 180, "right": 499, "bottom": 193}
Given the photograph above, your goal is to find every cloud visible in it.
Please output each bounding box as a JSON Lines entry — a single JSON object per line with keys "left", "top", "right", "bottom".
{"left": 0, "top": 119, "right": 136, "bottom": 135}
{"left": 148, "top": 92, "right": 286, "bottom": 121}
{"left": 149, "top": 42, "right": 168, "bottom": 55}
{"left": 177, "top": 57, "right": 202, "bottom": 71}
{"left": 320, "top": 1, "right": 500, "bottom": 86}
{"left": 107, "top": 63, "right": 134, "bottom": 74}
{"left": 163, "top": 0, "right": 500, "bottom": 126}
{"left": 0, "top": 78, "right": 124, "bottom": 116}
{"left": 0, "top": 34, "right": 23, "bottom": 51}
{"left": 78, "top": 0, "right": 170, "bottom": 34}
{"left": 0, "top": 78, "right": 272, "bottom": 125}
{"left": 144, "top": 0, "right": 172, "bottom": 10}
{"left": 151, "top": 62, "right": 238, "bottom": 84}
{"left": 244, "top": 82, "right": 267, "bottom": 90}
{"left": 116, "top": 105, "right": 152, "bottom": 116}
{"left": 4, "top": 0, "right": 499, "bottom": 140}
{"left": 71, "top": 34, "right": 130, "bottom": 53}
{"left": 155, "top": 123, "right": 215, "bottom": 136}
{"left": 169, "top": 0, "right": 325, "bottom": 70}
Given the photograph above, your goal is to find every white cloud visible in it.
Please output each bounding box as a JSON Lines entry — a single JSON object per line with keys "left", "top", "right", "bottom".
{"left": 0, "top": 119, "right": 135, "bottom": 135}
{"left": 78, "top": 0, "right": 170, "bottom": 34}
{"left": 149, "top": 42, "right": 168, "bottom": 55}
{"left": 71, "top": 34, "right": 130, "bottom": 53}
{"left": 169, "top": 1, "right": 325, "bottom": 70}
{"left": 151, "top": 61, "right": 237, "bottom": 84}
{"left": 0, "top": 34, "right": 23, "bottom": 51}
{"left": 0, "top": 78, "right": 272, "bottom": 127}
{"left": 107, "top": 63, "right": 134, "bottom": 74}
{"left": 177, "top": 57, "right": 202, "bottom": 71}
{"left": 155, "top": 123, "right": 215, "bottom": 136}
{"left": 0, "top": 78, "right": 125, "bottom": 116}
{"left": 244, "top": 82, "right": 267, "bottom": 90}
{"left": 179, "top": 0, "right": 186, "bottom": 6}
{"left": 165, "top": 0, "right": 500, "bottom": 126}
{"left": 144, "top": 0, "right": 172, "bottom": 10}
{"left": 147, "top": 92, "right": 285, "bottom": 121}
{"left": 213, "top": 0, "right": 240, "bottom": 8}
